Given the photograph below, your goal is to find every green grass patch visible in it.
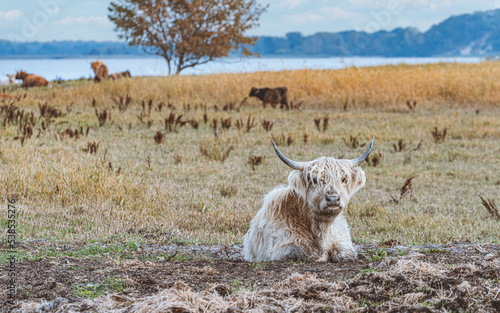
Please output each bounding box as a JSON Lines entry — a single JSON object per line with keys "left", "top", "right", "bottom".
{"left": 73, "top": 277, "right": 127, "bottom": 298}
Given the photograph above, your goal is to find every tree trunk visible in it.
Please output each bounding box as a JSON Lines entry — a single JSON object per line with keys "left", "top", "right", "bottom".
{"left": 160, "top": 54, "right": 172, "bottom": 76}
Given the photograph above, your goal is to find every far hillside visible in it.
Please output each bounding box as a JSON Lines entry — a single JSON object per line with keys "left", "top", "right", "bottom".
{"left": 2, "top": 9, "right": 500, "bottom": 58}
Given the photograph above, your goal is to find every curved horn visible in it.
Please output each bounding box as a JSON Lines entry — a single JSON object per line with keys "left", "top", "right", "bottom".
{"left": 351, "top": 136, "right": 374, "bottom": 166}
{"left": 271, "top": 140, "right": 305, "bottom": 170}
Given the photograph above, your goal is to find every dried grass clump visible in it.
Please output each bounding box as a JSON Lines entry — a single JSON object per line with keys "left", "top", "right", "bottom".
{"left": 164, "top": 112, "right": 186, "bottom": 133}
{"left": 406, "top": 100, "right": 417, "bottom": 111}
{"left": 199, "top": 142, "right": 233, "bottom": 162}
{"left": 366, "top": 151, "right": 383, "bottom": 167}
{"left": 153, "top": 131, "right": 165, "bottom": 145}
{"left": 393, "top": 139, "right": 406, "bottom": 152}
{"left": 431, "top": 126, "right": 447, "bottom": 143}
{"left": 342, "top": 135, "right": 365, "bottom": 149}
{"left": 1, "top": 103, "right": 23, "bottom": 126}
{"left": 247, "top": 155, "right": 264, "bottom": 170}
{"left": 313, "top": 117, "right": 328, "bottom": 132}
{"left": 235, "top": 115, "right": 255, "bottom": 132}
{"left": 95, "top": 109, "right": 111, "bottom": 127}
{"left": 112, "top": 93, "right": 132, "bottom": 112}
{"left": 403, "top": 140, "right": 422, "bottom": 165}
{"left": 82, "top": 141, "right": 100, "bottom": 154}
{"left": 58, "top": 127, "right": 87, "bottom": 140}
{"left": 261, "top": 119, "right": 274, "bottom": 132}
{"left": 38, "top": 102, "right": 62, "bottom": 118}
{"left": 271, "top": 133, "right": 294, "bottom": 147}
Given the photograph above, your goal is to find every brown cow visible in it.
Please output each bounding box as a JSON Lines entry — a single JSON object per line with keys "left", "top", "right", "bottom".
{"left": 109, "top": 70, "right": 131, "bottom": 80}
{"left": 249, "top": 86, "right": 289, "bottom": 109}
{"left": 0, "top": 93, "right": 15, "bottom": 99}
{"left": 15, "top": 71, "right": 49, "bottom": 88}
{"left": 91, "top": 60, "right": 109, "bottom": 82}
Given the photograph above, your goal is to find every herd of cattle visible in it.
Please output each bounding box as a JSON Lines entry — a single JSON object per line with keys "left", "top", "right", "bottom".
{"left": 1, "top": 60, "right": 131, "bottom": 89}
{"left": 1, "top": 59, "right": 290, "bottom": 109}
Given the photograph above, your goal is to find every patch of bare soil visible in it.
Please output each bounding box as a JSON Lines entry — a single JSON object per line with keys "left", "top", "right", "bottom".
{"left": 1, "top": 243, "right": 499, "bottom": 312}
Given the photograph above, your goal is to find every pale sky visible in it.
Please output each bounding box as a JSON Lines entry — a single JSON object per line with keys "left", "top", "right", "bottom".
{"left": 0, "top": 0, "right": 499, "bottom": 42}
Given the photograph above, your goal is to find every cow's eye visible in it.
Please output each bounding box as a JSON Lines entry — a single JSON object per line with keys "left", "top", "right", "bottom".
{"left": 312, "top": 178, "right": 318, "bottom": 185}
{"left": 342, "top": 177, "right": 347, "bottom": 184}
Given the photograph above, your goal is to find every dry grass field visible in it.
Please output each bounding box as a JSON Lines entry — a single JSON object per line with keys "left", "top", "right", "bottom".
{"left": 1, "top": 62, "right": 500, "bottom": 247}
{"left": 1, "top": 61, "right": 500, "bottom": 312}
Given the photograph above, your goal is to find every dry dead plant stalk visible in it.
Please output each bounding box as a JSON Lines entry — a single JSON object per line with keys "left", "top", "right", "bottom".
{"left": 391, "top": 177, "right": 416, "bottom": 204}
{"left": 95, "top": 109, "right": 111, "bottom": 127}
{"left": 288, "top": 98, "right": 303, "bottom": 110}
{"left": 164, "top": 112, "right": 186, "bottom": 133}
{"left": 271, "top": 134, "right": 294, "bottom": 147}
{"left": 39, "top": 102, "right": 62, "bottom": 118}
{"left": 431, "top": 127, "right": 447, "bottom": 143}
{"left": 343, "top": 135, "right": 366, "bottom": 149}
{"left": 0, "top": 103, "right": 20, "bottom": 126}
{"left": 141, "top": 99, "right": 153, "bottom": 116}
{"left": 393, "top": 139, "right": 406, "bottom": 152}
{"left": 479, "top": 196, "right": 500, "bottom": 220}
{"left": 59, "top": 127, "right": 84, "bottom": 140}
{"left": 247, "top": 155, "right": 264, "bottom": 170}
{"left": 154, "top": 131, "right": 165, "bottom": 144}
{"left": 222, "top": 102, "right": 236, "bottom": 112}
{"left": 343, "top": 99, "right": 349, "bottom": 111}
{"left": 211, "top": 117, "right": 218, "bottom": 137}
{"left": 15, "top": 119, "right": 33, "bottom": 146}
{"left": 406, "top": 100, "right": 417, "bottom": 111}
{"left": 82, "top": 141, "right": 100, "bottom": 154}
{"left": 245, "top": 115, "right": 255, "bottom": 133}
{"left": 187, "top": 119, "right": 199, "bottom": 129}
{"left": 261, "top": 119, "right": 274, "bottom": 132}
{"left": 366, "top": 152, "right": 383, "bottom": 167}
{"left": 221, "top": 117, "right": 232, "bottom": 130}
{"left": 403, "top": 140, "right": 423, "bottom": 165}
{"left": 112, "top": 93, "right": 133, "bottom": 112}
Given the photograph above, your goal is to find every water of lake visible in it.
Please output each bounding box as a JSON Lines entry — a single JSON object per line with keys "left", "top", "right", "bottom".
{"left": 0, "top": 56, "right": 485, "bottom": 82}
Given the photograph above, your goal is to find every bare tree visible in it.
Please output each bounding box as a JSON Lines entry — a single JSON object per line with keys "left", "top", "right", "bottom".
{"left": 108, "top": 0, "right": 266, "bottom": 75}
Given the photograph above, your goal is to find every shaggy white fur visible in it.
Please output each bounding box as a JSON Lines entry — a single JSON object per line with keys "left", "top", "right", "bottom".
{"left": 243, "top": 156, "right": 368, "bottom": 262}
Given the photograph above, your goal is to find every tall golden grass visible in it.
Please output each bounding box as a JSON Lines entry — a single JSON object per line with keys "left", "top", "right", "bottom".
{"left": 16, "top": 61, "right": 500, "bottom": 110}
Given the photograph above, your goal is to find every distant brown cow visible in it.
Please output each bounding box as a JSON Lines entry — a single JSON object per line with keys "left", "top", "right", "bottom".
{"left": 109, "top": 70, "right": 131, "bottom": 80}
{"left": 91, "top": 60, "right": 109, "bottom": 82}
{"left": 0, "top": 93, "right": 15, "bottom": 99}
{"left": 249, "top": 86, "right": 289, "bottom": 109}
{"left": 15, "top": 71, "right": 49, "bottom": 88}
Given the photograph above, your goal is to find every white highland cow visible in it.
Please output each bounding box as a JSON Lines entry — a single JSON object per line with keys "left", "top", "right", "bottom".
{"left": 243, "top": 137, "right": 374, "bottom": 262}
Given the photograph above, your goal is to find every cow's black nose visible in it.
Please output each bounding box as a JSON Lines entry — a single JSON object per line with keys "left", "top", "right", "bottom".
{"left": 326, "top": 195, "right": 340, "bottom": 206}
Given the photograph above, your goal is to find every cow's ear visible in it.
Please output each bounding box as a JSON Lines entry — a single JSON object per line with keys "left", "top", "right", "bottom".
{"left": 288, "top": 170, "right": 307, "bottom": 195}
{"left": 349, "top": 167, "right": 366, "bottom": 194}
